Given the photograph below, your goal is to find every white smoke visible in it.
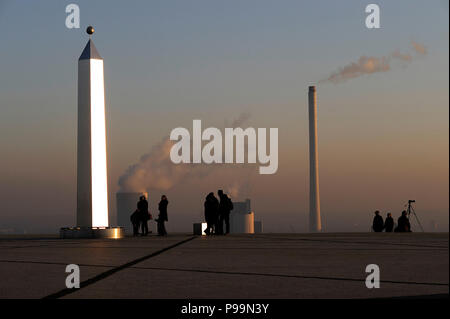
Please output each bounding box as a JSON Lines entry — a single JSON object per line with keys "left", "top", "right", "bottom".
{"left": 118, "top": 138, "right": 186, "bottom": 192}
{"left": 226, "top": 183, "right": 241, "bottom": 199}
{"left": 411, "top": 41, "right": 427, "bottom": 55}
{"left": 391, "top": 50, "right": 412, "bottom": 62}
{"left": 118, "top": 113, "right": 252, "bottom": 193}
{"left": 228, "top": 112, "right": 251, "bottom": 128}
{"left": 320, "top": 41, "right": 427, "bottom": 84}
{"left": 226, "top": 177, "right": 252, "bottom": 200}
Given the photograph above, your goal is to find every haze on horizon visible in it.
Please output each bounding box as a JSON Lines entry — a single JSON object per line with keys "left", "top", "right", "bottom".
{"left": 0, "top": 1, "right": 448, "bottom": 234}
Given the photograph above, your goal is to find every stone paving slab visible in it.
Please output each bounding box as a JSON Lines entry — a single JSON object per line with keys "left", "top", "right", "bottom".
{"left": 0, "top": 233, "right": 447, "bottom": 299}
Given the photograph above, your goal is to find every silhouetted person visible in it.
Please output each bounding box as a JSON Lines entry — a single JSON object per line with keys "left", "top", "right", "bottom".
{"left": 384, "top": 212, "right": 394, "bottom": 232}
{"left": 157, "top": 195, "right": 169, "bottom": 236}
{"left": 204, "top": 192, "right": 219, "bottom": 235}
{"left": 138, "top": 195, "right": 150, "bottom": 235}
{"left": 217, "top": 190, "right": 233, "bottom": 235}
{"left": 130, "top": 209, "right": 140, "bottom": 236}
{"left": 372, "top": 210, "right": 384, "bottom": 232}
{"left": 395, "top": 210, "right": 411, "bottom": 232}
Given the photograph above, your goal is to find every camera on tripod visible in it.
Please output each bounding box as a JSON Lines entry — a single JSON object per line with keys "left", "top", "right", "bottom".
{"left": 405, "top": 200, "right": 424, "bottom": 232}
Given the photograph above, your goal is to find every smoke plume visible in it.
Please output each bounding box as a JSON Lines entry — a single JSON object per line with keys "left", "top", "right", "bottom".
{"left": 391, "top": 50, "right": 412, "bottom": 62}
{"left": 118, "top": 138, "right": 185, "bottom": 192}
{"left": 229, "top": 112, "right": 251, "bottom": 127}
{"left": 411, "top": 41, "right": 427, "bottom": 55}
{"left": 118, "top": 114, "right": 252, "bottom": 193}
{"left": 320, "top": 41, "right": 427, "bottom": 84}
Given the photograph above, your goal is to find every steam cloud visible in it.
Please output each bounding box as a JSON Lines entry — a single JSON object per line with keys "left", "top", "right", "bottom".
{"left": 118, "top": 114, "right": 252, "bottom": 194}
{"left": 411, "top": 41, "right": 427, "bottom": 55}
{"left": 118, "top": 138, "right": 186, "bottom": 192}
{"left": 320, "top": 41, "right": 427, "bottom": 84}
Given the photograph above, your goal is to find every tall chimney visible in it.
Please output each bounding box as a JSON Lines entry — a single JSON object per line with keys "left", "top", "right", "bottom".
{"left": 308, "top": 86, "right": 322, "bottom": 232}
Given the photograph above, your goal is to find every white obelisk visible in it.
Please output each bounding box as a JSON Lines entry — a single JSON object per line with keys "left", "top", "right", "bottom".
{"left": 308, "top": 86, "right": 322, "bottom": 232}
{"left": 77, "top": 26, "right": 109, "bottom": 228}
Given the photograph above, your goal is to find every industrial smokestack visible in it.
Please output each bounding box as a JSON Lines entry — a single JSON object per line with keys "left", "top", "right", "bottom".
{"left": 308, "top": 86, "right": 322, "bottom": 232}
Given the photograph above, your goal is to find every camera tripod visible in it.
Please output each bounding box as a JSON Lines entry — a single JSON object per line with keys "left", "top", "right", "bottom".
{"left": 406, "top": 200, "right": 424, "bottom": 232}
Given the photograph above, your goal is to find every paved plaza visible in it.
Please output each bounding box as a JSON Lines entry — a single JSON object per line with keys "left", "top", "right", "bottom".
{"left": 0, "top": 233, "right": 448, "bottom": 299}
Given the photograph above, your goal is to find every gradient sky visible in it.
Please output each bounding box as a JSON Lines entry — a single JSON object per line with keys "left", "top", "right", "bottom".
{"left": 0, "top": 0, "right": 448, "bottom": 233}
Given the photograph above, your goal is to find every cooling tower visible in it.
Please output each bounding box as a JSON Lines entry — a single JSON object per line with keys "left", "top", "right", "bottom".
{"left": 116, "top": 192, "right": 148, "bottom": 234}
{"left": 230, "top": 199, "right": 255, "bottom": 234}
{"left": 230, "top": 212, "right": 255, "bottom": 234}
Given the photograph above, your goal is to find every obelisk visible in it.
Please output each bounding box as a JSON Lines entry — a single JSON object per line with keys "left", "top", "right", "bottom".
{"left": 61, "top": 26, "right": 123, "bottom": 238}
{"left": 308, "top": 86, "right": 322, "bottom": 232}
{"left": 77, "top": 26, "right": 109, "bottom": 228}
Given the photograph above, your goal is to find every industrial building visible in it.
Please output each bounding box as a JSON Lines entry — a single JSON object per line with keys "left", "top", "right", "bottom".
{"left": 116, "top": 192, "right": 148, "bottom": 234}
{"left": 230, "top": 199, "right": 262, "bottom": 234}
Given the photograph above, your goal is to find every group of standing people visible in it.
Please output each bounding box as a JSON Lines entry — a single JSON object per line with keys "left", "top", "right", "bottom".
{"left": 372, "top": 210, "right": 411, "bottom": 233}
{"left": 130, "top": 195, "right": 169, "bottom": 236}
{"left": 204, "top": 190, "right": 234, "bottom": 235}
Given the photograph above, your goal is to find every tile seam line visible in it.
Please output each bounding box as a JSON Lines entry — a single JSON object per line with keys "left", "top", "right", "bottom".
{"left": 41, "top": 236, "right": 197, "bottom": 299}
{"left": 1, "top": 260, "right": 447, "bottom": 287}
{"left": 128, "top": 266, "right": 450, "bottom": 287}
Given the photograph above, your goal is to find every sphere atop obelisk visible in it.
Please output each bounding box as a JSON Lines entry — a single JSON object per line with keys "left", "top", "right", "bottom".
{"left": 79, "top": 26, "right": 102, "bottom": 60}
{"left": 86, "top": 26, "right": 94, "bottom": 35}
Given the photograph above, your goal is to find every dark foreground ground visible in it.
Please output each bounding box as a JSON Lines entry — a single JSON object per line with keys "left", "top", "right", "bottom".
{"left": 0, "top": 233, "right": 448, "bottom": 299}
